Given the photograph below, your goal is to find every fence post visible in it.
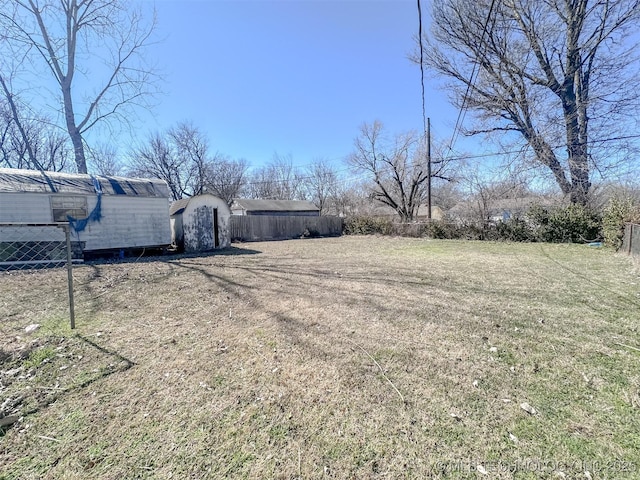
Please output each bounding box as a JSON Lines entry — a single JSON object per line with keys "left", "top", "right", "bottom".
{"left": 64, "top": 225, "right": 76, "bottom": 329}
{"left": 629, "top": 224, "right": 634, "bottom": 256}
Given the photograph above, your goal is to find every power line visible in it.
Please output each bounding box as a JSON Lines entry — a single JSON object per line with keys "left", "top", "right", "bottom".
{"left": 416, "top": 0, "right": 427, "bottom": 138}
{"left": 446, "top": 0, "right": 498, "bottom": 156}
{"left": 441, "top": 132, "right": 640, "bottom": 163}
{"left": 235, "top": 132, "right": 640, "bottom": 192}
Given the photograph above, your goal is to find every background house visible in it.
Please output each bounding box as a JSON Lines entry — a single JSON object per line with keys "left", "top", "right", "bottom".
{"left": 170, "top": 194, "right": 231, "bottom": 252}
{"left": 231, "top": 199, "right": 320, "bottom": 217}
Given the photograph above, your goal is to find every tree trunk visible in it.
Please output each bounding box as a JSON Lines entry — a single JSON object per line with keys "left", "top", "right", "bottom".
{"left": 62, "top": 80, "right": 88, "bottom": 174}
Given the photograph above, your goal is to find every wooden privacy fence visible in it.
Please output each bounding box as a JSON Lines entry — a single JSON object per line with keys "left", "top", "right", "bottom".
{"left": 622, "top": 223, "right": 640, "bottom": 257}
{"left": 230, "top": 215, "right": 343, "bottom": 242}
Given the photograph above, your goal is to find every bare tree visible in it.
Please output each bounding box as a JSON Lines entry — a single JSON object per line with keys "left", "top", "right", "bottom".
{"left": 87, "top": 142, "right": 123, "bottom": 176}
{"left": 204, "top": 157, "right": 249, "bottom": 206}
{"left": 348, "top": 121, "right": 449, "bottom": 222}
{"left": 128, "top": 122, "right": 224, "bottom": 200}
{"left": 421, "top": 0, "right": 640, "bottom": 205}
{"left": 170, "top": 122, "right": 210, "bottom": 196}
{"left": 0, "top": 0, "right": 158, "bottom": 173}
{"left": 304, "top": 159, "right": 339, "bottom": 215}
{"left": 0, "top": 85, "right": 72, "bottom": 172}
{"left": 129, "top": 132, "right": 187, "bottom": 201}
{"left": 247, "top": 154, "right": 305, "bottom": 200}
{"left": 331, "top": 181, "right": 371, "bottom": 217}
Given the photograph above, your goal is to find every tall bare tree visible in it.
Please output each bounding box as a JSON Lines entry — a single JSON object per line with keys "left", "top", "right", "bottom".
{"left": 87, "top": 142, "right": 123, "bottom": 176}
{"left": 128, "top": 122, "right": 247, "bottom": 201}
{"left": 247, "top": 154, "right": 305, "bottom": 200}
{"left": 421, "top": 0, "right": 640, "bottom": 205}
{"left": 304, "top": 159, "right": 339, "bottom": 215}
{"left": 170, "top": 122, "right": 210, "bottom": 196}
{"left": 129, "top": 132, "right": 186, "bottom": 200}
{"left": 0, "top": 83, "right": 72, "bottom": 172}
{"left": 0, "top": 0, "right": 158, "bottom": 173}
{"left": 204, "top": 157, "right": 249, "bottom": 206}
{"left": 348, "top": 121, "right": 449, "bottom": 222}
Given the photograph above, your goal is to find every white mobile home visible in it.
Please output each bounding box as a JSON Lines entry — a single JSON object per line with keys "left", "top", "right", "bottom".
{"left": 170, "top": 194, "right": 231, "bottom": 253}
{"left": 0, "top": 168, "right": 171, "bottom": 253}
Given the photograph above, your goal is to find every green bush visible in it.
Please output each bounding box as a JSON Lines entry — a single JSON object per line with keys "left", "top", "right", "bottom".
{"left": 389, "top": 222, "right": 423, "bottom": 237}
{"left": 423, "top": 221, "right": 461, "bottom": 239}
{"left": 602, "top": 195, "right": 640, "bottom": 249}
{"left": 344, "top": 204, "right": 606, "bottom": 245}
{"left": 527, "top": 204, "right": 601, "bottom": 243}
{"left": 494, "top": 217, "right": 537, "bottom": 242}
{"left": 343, "top": 216, "right": 393, "bottom": 235}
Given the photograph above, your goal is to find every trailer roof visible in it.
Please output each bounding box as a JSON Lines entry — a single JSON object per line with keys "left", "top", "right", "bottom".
{"left": 0, "top": 168, "right": 170, "bottom": 197}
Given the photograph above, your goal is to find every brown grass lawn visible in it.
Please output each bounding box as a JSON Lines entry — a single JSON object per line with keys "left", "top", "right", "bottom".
{"left": 1, "top": 236, "right": 639, "bottom": 479}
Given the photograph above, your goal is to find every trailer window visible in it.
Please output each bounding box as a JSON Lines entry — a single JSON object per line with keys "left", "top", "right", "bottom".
{"left": 51, "top": 196, "right": 88, "bottom": 222}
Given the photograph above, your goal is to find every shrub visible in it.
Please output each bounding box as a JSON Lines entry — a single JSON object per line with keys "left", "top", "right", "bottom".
{"left": 343, "top": 216, "right": 393, "bottom": 235}
{"left": 527, "top": 204, "right": 601, "bottom": 243}
{"left": 423, "top": 221, "right": 461, "bottom": 239}
{"left": 495, "top": 217, "right": 537, "bottom": 242}
{"left": 602, "top": 195, "right": 640, "bottom": 249}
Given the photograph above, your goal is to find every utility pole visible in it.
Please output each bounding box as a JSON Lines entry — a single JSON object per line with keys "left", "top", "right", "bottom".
{"left": 427, "top": 117, "right": 432, "bottom": 220}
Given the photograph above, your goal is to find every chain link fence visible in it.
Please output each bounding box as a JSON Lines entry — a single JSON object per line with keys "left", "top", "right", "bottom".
{"left": 0, "top": 223, "right": 83, "bottom": 328}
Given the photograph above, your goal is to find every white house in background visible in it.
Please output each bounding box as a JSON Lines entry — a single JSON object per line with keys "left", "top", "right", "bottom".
{"left": 0, "top": 168, "right": 171, "bottom": 254}
{"left": 169, "top": 194, "right": 231, "bottom": 252}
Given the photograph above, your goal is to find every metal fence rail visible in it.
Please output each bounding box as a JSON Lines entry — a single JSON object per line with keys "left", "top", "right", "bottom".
{"left": 622, "top": 223, "right": 640, "bottom": 257}
{"left": 230, "top": 215, "right": 343, "bottom": 242}
{"left": 0, "top": 223, "right": 81, "bottom": 328}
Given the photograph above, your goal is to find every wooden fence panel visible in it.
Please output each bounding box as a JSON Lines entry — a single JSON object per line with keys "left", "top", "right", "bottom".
{"left": 230, "top": 215, "right": 343, "bottom": 242}
{"left": 622, "top": 223, "right": 640, "bottom": 256}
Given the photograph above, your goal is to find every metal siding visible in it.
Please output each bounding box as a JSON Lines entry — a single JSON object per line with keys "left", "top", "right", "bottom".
{"left": 73, "top": 196, "right": 171, "bottom": 251}
{"left": 0, "top": 193, "right": 53, "bottom": 223}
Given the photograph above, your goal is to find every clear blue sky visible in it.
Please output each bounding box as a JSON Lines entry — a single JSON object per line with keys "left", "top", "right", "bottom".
{"left": 141, "top": 0, "right": 469, "bottom": 169}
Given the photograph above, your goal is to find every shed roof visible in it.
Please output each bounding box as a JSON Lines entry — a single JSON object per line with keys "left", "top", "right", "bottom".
{"left": 0, "top": 168, "right": 170, "bottom": 198}
{"left": 169, "top": 194, "right": 229, "bottom": 216}
{"left": 231, "top": 199, "right": 319, "bottom": 212}
{"left": 169, "top": 198, "right": 190, "bottom": 216}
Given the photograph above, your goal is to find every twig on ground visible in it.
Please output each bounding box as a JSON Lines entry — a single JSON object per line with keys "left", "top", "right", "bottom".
{"left": 246, "top": 343, "right": 272, "bottom": 366}
{"left": 616, "top": 342, "right": 640, "bottom": 353}
{"left": 346, "top": 338, "right": 405, "bottom": 405}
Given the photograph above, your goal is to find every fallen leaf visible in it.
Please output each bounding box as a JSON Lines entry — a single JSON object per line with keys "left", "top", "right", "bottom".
{"left": 520, "top": 402, "right": 537, "bottom": 415}
{"left": 24, "top": 324, "right": 40, "bottom": 334}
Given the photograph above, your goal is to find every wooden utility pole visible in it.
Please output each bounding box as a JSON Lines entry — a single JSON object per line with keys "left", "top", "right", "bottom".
{"left": 426, "top": 117, "right": 432, "bottom": 220}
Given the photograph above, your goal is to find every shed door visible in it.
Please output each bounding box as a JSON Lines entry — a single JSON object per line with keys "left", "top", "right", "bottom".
{"left": 213, "top": 208, "right": 219, "bottom": 248}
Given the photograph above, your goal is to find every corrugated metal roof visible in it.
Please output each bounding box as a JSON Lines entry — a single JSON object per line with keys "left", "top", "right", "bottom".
{"left": 231, "top": 199, "right": 319, "bottom": 212}
{"left": 0, "top": 168, "right": 170, "bottom": 198}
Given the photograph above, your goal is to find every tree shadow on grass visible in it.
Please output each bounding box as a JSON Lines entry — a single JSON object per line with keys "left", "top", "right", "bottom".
{"left": 85, "top": 245, "right": 262, "bottom": 266}
{"left": 0, "top": 334, "right": 135, "bottom": 437}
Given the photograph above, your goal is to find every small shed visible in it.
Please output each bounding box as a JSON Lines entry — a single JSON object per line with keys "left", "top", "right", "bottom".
{"left": 0, "top": 168, "right": 171, "bottom": 253}
{"left": 231, "top": 199, "right": 320, "bottom": 217}
{"left": 169, "top": 194, "right": 231, "bottom": 253}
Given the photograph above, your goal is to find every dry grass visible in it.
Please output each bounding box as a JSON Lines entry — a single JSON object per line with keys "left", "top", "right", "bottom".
{"left": 1, "top": 236, "right": 639, "bottom": 479}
